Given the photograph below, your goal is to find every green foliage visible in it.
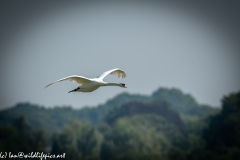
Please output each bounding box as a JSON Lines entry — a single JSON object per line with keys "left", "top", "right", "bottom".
{"left": 0, "top": 116, "right": 47, "bottom": 155}
{"left": 52, "top": 121, "right": 103, "bottom": 160}
{"left": 0, "top": 87, "right": 218, "bottom": 138}
{"left": 152, "top": 88, "right": 218, "bottom": 116}
{"left": 100, "top": 115, "right": 173, "bottom": 160}
{"left": 0, "top": 103, "right": 111, "bottom": 137}
{"left": 222, "top": 92, "right": 240, "bottom": 114}
{"left": 187, "top": 91, "right": 240, "bottom": 159}
{"left": 105, "top": 101, "right": 186, "bottom": 135}
{"left": 1, "top": 87, "right": 230, "bottom": 160}
{"left": 203, "top": 91, "right": 240, "bottom": 148}
{"left": 105, "top": 92, "right": 151, "bottom": 107}
{"left": 152, "top": 88, "right": 198, "bottom": 113}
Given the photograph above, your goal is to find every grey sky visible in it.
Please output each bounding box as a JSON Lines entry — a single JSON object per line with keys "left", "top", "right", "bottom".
{"left": 0, "top": 1, "right": 240, "bottom": 109}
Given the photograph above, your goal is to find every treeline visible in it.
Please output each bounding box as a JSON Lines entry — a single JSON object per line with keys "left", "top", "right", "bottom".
{"left": 0, "top": 87, "right": 239, "bottom": 159}
{"left": 0, "top": 88, "right": 217, "bottom": 136}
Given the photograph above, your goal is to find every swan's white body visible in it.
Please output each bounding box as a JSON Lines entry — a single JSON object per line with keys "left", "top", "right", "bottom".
{"left": 45, "top": 68, "right": 127, "bottom": 93}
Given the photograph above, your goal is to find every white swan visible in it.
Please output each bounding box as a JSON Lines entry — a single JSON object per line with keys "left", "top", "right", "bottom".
{"left": 45, "top": 68, "right": 127, "bottom": 93}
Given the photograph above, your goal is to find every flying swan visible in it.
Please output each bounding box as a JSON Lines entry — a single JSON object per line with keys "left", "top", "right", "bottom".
{"left": 45, "top": 68, "right": 127, "bottom": 93}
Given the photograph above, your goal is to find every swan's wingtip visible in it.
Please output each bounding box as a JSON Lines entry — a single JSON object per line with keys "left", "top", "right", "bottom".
{"left": 45, "top": 83, "right": 52, "bottom": 88}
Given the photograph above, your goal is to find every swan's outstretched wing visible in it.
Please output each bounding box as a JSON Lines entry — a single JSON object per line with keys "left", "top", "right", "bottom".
{"left": 97, "top": 68, "right": 126, "bottom": 80}
{"left": 45, "top": 75, "right": 92, "bottom": 88}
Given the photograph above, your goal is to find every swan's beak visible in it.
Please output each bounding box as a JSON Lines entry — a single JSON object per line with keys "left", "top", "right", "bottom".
{"left": 124, "top": 85, "right": 127, "bottom": 88}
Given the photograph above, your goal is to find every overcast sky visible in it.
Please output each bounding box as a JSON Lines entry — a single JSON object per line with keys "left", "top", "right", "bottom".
{"left": 0, "top": 1, "right": 240, "bottom": 109}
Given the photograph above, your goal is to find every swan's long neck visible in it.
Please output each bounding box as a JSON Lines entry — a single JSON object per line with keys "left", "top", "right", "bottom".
{"left": 103, "top": 82, "right": 121, "bottom": 87}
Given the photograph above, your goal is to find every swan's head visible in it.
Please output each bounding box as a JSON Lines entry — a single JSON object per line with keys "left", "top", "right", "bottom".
{"left": 121, "top": 83, "right": 127, "bottom": 88}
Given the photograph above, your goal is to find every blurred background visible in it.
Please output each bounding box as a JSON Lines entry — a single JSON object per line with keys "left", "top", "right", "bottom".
{"left": 0, "top": 0, "right": 240, "bottom": 159}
